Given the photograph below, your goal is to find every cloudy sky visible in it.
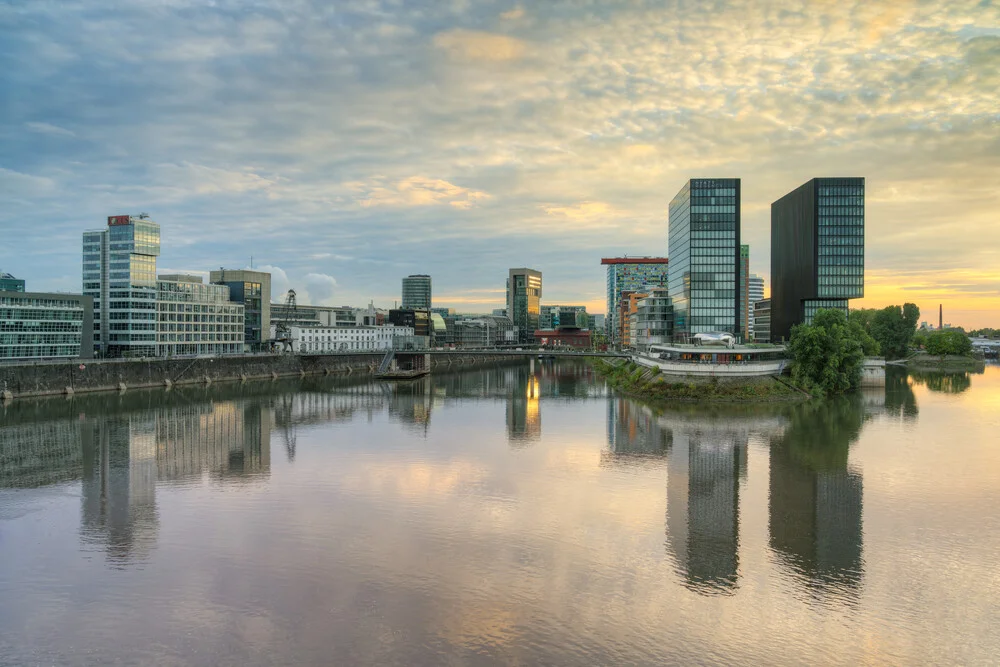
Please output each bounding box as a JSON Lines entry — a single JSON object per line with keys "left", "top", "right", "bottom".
{"left": 1, "top": 0, "right": 997, "bottom": 326}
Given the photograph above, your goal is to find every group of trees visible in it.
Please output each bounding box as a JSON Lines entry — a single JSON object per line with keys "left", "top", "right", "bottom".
{"left": 913, "top": 329, "right": 973, "bottom": 357}
{"left": 969, "top": 328, "right": 1000, "bottom": 338}
{"left": 848, "top": 303, "right": 920, "bottom": 360}
{"left": 788, "top": 309, "right": 875, "bottom": 396}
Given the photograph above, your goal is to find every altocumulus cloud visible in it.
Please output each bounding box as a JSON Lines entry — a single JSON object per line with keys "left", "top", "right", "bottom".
{"left": 0, "top": 0, "right": 997, "bottom": 325}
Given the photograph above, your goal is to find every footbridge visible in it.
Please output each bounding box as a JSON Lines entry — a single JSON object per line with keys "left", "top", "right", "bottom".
{"left": 423, "top": 349, "right": 628, "bottom": 359}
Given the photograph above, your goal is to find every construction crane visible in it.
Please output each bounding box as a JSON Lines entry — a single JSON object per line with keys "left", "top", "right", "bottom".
{"left": 272, "top": 289, "right": 298, "bottom": 353}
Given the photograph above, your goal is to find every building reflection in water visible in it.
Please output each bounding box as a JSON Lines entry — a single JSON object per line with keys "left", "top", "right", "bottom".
{"left": 664, "top": 412, "right": 749, "bottom": 595}
{"left": 768, "top": 399, "right": 866, "bottom": 595}
{"left": 0, "top": 393, "right": 273, "bottom": 567}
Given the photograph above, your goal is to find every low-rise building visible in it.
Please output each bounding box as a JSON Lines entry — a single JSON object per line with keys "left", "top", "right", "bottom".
{"left": 0, "top": 272, "right": 25, "bottom": 293}
{"left": 539, "top": 305, "right": 589, "bottom": 330}
{"left": 534, "top": 328, "right": 592, "bottom": 349}
{"left": 453, "top": 316, "right": 515, "bottom": 348}
{"left": 0, "top": 291, "right": 93, "bottom": 361}
{"left": 753, "top": 299, "right": 771, "bottom": 344}
{"left": 156, "top": 276, "right": 244, "bottom": 357}
{"left": 275, "top": 324, "right": 414, "bottom": 354}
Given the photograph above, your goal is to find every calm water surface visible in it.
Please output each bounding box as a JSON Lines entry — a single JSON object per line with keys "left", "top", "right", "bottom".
{"left": 1, "top": 362, "right": 999, "bottom": 665}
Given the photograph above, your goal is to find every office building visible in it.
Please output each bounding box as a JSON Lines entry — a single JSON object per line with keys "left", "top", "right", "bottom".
{"left": 749, "top": 274, "right": 765, "bottom": 340}
{"left": 602, "top": 257, "right": 669, "bottom": 345}
{"left": 739, "top": 245, "right": 750, "bottom": 340}
{"left": 0, "top": 272, "right": 25, "bottom": 293}
{"left": 83, "top": 214, "right": 160, "bottom": 357}
{"left": 631, "top": 287, "right": 673, "bottom": 351}
{"left": 278, "top": 324, "right": 413, "bottom": 354}
{"left": 771, "top": 177, "right": 865, "bottom": 342}
{"left": 539, "top": 305, "right": 588, "bottom": 330}
{"left": 210, "top": 269, "right": 271, "bottom": 351}
{"left": 623, "top": 291, "right": 648, "bottom": 348}
{"left": 506, "top": 268, "right": 542, "bottom": 344}
{"left": 534, "top": 328, "right": 591, "bottom": 349}
{"left": 389, "top": 308, "right": 432, "bottom": 343}
{"left": 0, "top": 291, "right": 93, "bottom": 361}
{"left": 753, "top": 299, "right": 771, "bottom": 344}
{"left": 156, "top": 275, "right": 244, "bottom": 357}
{"left": 402, "top": 275, "right": 432, "bottom": 310}
{"left": 668, "top": 179, "right": 741, "bottom": 342}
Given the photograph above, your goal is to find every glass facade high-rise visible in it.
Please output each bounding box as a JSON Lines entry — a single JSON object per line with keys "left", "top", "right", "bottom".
{"left": 506, "top": 268, "right": 541, "bottom": 343}
{"left": 601, "top": 258, "right": 669, "bottom": 345}
{"left": 83, "top": 214, "right": 161, "bottom": 357}
{"left": 401, "top": 275, "right": 432, "bottom": 310}
{"left": 771, "top": 178, "right": 865, "bottom": 342}
{"left": 668, "top": 179, "right": 741, "bottom": 341}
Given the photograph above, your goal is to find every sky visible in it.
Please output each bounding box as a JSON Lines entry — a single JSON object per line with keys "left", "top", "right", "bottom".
{"left": 0, "top": 0, "right": 998, "bottom": 327}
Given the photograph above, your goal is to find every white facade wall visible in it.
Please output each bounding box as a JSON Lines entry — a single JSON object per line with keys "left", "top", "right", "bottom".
{"left": 289, "top": 325, "right": 414, "bottom": 353}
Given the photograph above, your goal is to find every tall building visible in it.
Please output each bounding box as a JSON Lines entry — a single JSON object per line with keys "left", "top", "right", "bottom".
{"left": 155, "top": 275, "right": 244, "bottom": 357}
{"left": 83, "top": 214, "right": 160, "bottom": 357}
{"left": 749, "top": 274, "right": 765, "bottom": 340}
{"left": 0, "top": 272, "right": 25, "bottom": 292}
{"left": 739, "top": 245, "right": 750, "bottom": 340}
{"left": 668, "top": 179, "right": 741, "bottom": 342}
{"left": 0, "top": 291, "right": 93, "bottom": 361}
{"left": 601, "top": 257, "right": 669, "bottom": 345}
{"left": 401, "top": 275, "right": 432, "bottom": 310}
{"left": 771, "top": 177, "right": 865, "bottom": 342}
{"left": 506, "top": 268, "right": 542, "bottom": 344}
{"left": 210, "top": 269, "right": 271, "bottom": 351}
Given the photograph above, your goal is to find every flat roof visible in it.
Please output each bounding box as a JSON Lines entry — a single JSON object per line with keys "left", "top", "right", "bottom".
{"left": 601, "top": 257, "right": 669, "bottom": 265}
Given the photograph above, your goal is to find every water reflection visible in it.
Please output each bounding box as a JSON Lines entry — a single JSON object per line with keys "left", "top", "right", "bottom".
{"left": 909, "top": 368, "right": 983, "bottom": 394}
{"left": 605, "top": 395, "right": 870, "bottom": 598}
{"left": 768, "top": 399, "right": 866, "bottom": 595}
{"left": 885, "top": 365, "right": 919, "bottom": 420}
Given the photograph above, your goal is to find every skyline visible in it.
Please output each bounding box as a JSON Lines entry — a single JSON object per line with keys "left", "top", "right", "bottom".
{"left": 1, "top": 1, "right": 998, "bottom": 327}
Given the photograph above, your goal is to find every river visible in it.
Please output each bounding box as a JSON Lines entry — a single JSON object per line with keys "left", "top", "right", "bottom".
{"left": 1, "top": 362, "right": 998, "bottom": 665}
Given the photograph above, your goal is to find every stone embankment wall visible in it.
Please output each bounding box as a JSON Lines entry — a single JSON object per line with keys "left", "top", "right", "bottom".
{"left": 0, "top": 353, "right": 519, "bottom": 399}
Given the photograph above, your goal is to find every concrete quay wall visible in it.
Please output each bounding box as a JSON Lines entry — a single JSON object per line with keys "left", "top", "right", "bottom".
{"left": 0, "top": 352, "right": 521, "bottom": 399}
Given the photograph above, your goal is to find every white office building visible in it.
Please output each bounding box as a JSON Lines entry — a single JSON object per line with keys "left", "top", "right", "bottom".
{"left": 749, "top": 275, "right": 765, "bottom": 340}
{"left": 273, "top": 324, "right": 414, "bottom": 354}
{"left": 156, "top": 276, "right": 245, "bottom": 357}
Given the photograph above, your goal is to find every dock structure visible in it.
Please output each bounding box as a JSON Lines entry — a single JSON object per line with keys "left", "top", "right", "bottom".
{"left": 376, "top": 350, "right": 430, "bottom": 380}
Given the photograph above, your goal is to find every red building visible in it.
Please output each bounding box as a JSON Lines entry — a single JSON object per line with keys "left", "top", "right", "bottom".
{"left": 534, "top": 329, "right": 592, "bottom": 349}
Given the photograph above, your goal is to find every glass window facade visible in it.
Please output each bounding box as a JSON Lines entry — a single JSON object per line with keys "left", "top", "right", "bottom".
{"left": 668, "top": 179, "right": 740, "bottom": 341}
{"left": 0, "top": 273, "right": 26, "bottom": 292}
{"left": 506, "top": 269, "right": 542, "bottom": 344}
{"left": 770, "top": 178, "right": 865, "bottom": 340}
{"left": 210, "top": 270, "right": 272, "bottom": 350}
{"left": 83, "top": 215, "right": 161, "bottom": 357}
{"left": 0, "top": 293, "right": 92, "bottom": 361}
{"left": 401, "top": 275, "right": 432, "bottom": 310}
{"left": 156, "top": 280, "right": 245, "bottom": 357}
{"left": 602, "top": 258, "right": 669, "bottom": 345}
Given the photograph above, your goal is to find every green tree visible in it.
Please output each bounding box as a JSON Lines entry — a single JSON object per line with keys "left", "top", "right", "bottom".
{"left": 925, "top": 330, "right": 973, "bottom": 357}
{"left": 850, "top": 303, "right": 919, "bottom": 360}
{"left": 789, "top": 309, "right": 866, "bottom": 396}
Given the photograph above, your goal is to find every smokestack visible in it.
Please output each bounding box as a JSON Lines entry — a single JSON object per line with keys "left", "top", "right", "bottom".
{"left": 939, "top": 304, "right": 943, "bottom": 330}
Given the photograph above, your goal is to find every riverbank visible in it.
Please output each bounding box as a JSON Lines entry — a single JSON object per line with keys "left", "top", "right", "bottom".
{"left": 0, "top": 352, "right": 520, "bottom": 400}
{"left": 907, "top": 353, "right": 986, "bottom": 371}
{"left": 593, "top": 358, "right": 807, "bottom": 402}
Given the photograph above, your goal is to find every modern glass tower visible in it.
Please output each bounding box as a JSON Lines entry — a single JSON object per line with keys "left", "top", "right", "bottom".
{"left": 668, "top": 179, "right": 741, "bottom": 341}
{"left": 506, "top": 268, "right": 542, "bottom": 343}
{"left": 401, "top": 275, "right": 432, "bottom": 310}
{"left": 83, "top": 214, "right": 160, "bottom": 357}
{"left": 770, "top": 178, "right": 864, "bottom": 342}
{"left": 601, "top": 257, "right": 669, "bottom": 345}
{"left": 738, "top": 245, "right": 750, "bottom": 340}
{"left": 0, "top": 272, "right": 25, "bottom": 292}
